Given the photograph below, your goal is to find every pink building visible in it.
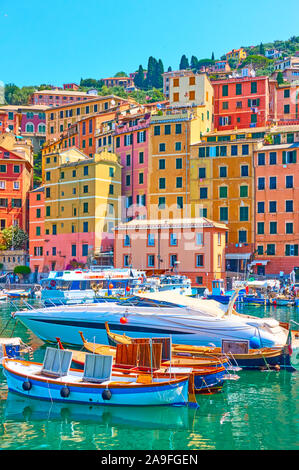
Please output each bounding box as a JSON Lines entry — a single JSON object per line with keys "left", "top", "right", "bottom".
{"left": 114, "top": 217, "right": 228, "bottom": 290}
{"left": 270, "top": 82, "right": 299, "bottom": 124}
{"left": 114, "top": 112, "right": 151, "bottom": 221}
{"left": 0, "top": 105, "right": 48, "bottom": 152}
{"left": 28, "top": 186, "right": 45, "bottom": 277}
{"left": 29, "top": 89, "right": 96, "bottom": 107}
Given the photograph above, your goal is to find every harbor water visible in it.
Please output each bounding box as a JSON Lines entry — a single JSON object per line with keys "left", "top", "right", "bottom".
{"left": 0, "top": 300, "right": 298, "bottom": 450}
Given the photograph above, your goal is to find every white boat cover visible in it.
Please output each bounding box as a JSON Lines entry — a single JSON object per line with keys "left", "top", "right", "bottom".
{"left": 135, "top": 291, "right": 228, "bottom": 317}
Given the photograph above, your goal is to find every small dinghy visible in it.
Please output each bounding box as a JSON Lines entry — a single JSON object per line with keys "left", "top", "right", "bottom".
{"left": 2, "top": 347, "right": 193, "bottom": 407}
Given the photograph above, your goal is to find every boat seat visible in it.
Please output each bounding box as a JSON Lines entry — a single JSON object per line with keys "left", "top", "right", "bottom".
{"left": 83, "top": 353, "right": 113, "bottom": 383}
{"left": 41, "top": 347, "right": 72, "bottom": 378}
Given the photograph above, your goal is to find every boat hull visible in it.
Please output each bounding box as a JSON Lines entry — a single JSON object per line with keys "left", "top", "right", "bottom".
{"left": 3, "top": 361, "right": 189, "bottom": 407}
{"left": 15, "top": 305, "right": 286, "bottom": 349}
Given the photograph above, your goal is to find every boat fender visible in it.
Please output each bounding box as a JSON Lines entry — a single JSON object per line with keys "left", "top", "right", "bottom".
{"left": 50, "top": 280, "right": 56, "bottom": 288}
{"left": 60, "top": 386, "right": 70, "bottom": 398}
{"left": 102, "top": 389, "right": 112, "bottom": 400}
{"left": 22, "top": 380, "right": 32, "bottom": 391}
{"left": 273, "top": 300, "right": 277, "bottom": 306}
{"left": 249, "top": 336, "right": 261, "bottom": 349}
{"left": 120, "top": 316, "right": 128, "bottom": 324}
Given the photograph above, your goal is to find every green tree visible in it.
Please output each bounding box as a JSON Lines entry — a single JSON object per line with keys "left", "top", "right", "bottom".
{"left": 179, "top": 55, "right": 189, "bottom": 70}
{"left": 211, "top": 52, "right": 215, "bottom": 60}
{"left": 5, "top": 84, "right": 35, "bottom": 105}
{"left": 156, "top": 59, "right": 164, "bottom": 88}
{"left": 14, "top": 265, "right": 31, "bottom": 276}
{"left": 259, "top": 43, "right": 265, "bottom": 55}
{"left": 134, "top": 65, "right": 145, "bottom": 89}
{"left": 0, "top": 226, "right": 29, "bottom": 250}
{"left": 190, "top": 55, "right": 198, "bottom": 70}
{"left": 114, "top": 71, "right": 128, "bottom": 77}
{"left": 276, "top": 71, "right": 284, "bottom": 85}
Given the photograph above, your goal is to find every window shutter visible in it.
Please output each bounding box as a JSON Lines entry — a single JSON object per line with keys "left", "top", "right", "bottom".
{"left": 285, "top": 244, "right": 290, "bottom": 256}
{"left": 282, "top": 151, "right": 286, "bottom": 164}
{"left": 295, "top": 245, "right": 299, "bottom": 256}
{"left": 294, "top": 151, "right": 297, "bottom": 163}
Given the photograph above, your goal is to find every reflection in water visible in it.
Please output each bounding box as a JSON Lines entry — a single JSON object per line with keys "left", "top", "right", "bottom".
{"left": 0, "top": 300, "right": 298, "bottom": 450}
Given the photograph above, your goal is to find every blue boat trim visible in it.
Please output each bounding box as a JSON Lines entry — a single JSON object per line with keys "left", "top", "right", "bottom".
{"left": 25, "top": 318, "right": 194, "bottom": 335}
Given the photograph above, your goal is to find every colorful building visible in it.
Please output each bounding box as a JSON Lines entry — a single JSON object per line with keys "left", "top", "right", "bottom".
{"left": 190, "top": 128, "right": 265, "bottom": 272}
{"left": 253, "top": 126, "right": 299, "bottom": 275}
{"left": 162, "top": 70, "right": 193, "bottom": 98}
{"left": 0, "top": 105, "right": 48, "bottom": 152}
{"left": 45, "top": 95, "right": 133, "bottom": 142}
{"left": 0, "top": 133, "right": 33, "bottom": 232}
{"left": 114, "top": 111, "right": 151, "bottom": 221}
{"left": 63, "top": 83, "right": 79, "bottom": 90}
{"left": 269, "top": 82, "right": 299, "bottom": 124}
{"left": 28, "top": 186, "right": 45, "bottom": 276}
{"left": 43, "top": 148, "right": 121, "bottom": 270}
{"left": 101, "top": 77, "right": 134, "bottom": 89}
{"left": 147, "top": 103, "right": 211, "bottom": 220}
{"left": 114, "top": 217, "right": 228, "bottom": 290}
{"left": 29, "top": 89, "right": 97, "bottom": 107}
{"left": 212, "top": 76, "right": 270, "bottom": 131}
{"left": 225, "top": 48, "right": 247, "bottom": 63}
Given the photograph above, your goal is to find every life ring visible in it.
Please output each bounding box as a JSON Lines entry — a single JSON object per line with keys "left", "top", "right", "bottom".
{"left": 50, "top": 280, "right": 56, "bottom": 287}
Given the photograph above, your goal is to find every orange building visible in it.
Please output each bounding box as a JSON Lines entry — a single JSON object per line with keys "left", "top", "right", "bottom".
{"left": 114, "top": 217, "right": 228, "bottom": 290}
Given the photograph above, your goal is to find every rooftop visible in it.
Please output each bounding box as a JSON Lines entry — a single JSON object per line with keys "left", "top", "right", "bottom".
{"left": 115, "top": 217, "right": 228, "bottom": 231}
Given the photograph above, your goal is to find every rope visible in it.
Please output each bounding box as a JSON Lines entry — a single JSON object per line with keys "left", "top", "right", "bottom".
{"left": 9, "top": 319, "right": 19, "bottom": 338}
{"left": 0, "top": 317, "right": 12, "bottom": 336}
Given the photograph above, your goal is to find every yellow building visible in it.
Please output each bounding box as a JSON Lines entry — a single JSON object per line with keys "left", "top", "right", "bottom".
{"left": 190, "top": 129, "right": 264, "bottom": 272}
{"left": 169, "top": 73, "right": 214, "bottom": 122}
{"left": 147, "top": 76, "right": 214, "bottom": 220}
{"left": 147, "top": 107, "right": 205, "bottom": 219}
{"left": 43, "top": 148, "right": 122, "bottom": 270}
{"left": 45, "top": 95, "right": 133, "bottom": 142}
{"left": 225, "top": 48, "right": 247, "bottom": 63}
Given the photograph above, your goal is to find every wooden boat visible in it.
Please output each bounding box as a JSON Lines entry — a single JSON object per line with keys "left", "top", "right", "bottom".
{"left": 74, "top": 331, "right": 232, "bottom": 394}
{"left": 2, "top": 347, "right": 193, "bottom": 407}
{"left": 104, "top": 322, "right": 297, "bottom": 371}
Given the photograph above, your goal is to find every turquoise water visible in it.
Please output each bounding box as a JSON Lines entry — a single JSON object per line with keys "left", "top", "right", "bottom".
{"left": 0, "top": 300, "right": 298, "bottom": 450}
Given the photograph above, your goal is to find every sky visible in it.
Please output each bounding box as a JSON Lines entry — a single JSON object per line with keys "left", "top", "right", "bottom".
{"left": 0, "top": 0, "right": 298, "bottom": 87}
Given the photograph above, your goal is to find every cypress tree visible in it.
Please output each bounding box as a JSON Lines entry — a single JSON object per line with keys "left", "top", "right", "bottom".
{"left": 190, "top": 55, "right": 198, "bottom": 70}
{"left": 134, "top": 65, "right": 145, "bottom": 89}
{"left": 179, "top": 55, "right": 189, "bottom": 70}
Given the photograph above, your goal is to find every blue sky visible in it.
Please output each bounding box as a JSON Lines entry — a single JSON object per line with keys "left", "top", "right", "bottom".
{"left": 0, "top": 0, "right": 298, "bottom": 87}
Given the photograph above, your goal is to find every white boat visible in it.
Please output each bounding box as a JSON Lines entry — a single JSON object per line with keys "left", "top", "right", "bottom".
{"left": 142, "top": 275, "right": 192, "bottom": 295}
{"left": 40, "top": 268, "right": 147, "bottom": 304}
{"left": 13, "top": 291, "right": 293, "bottom": 350}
